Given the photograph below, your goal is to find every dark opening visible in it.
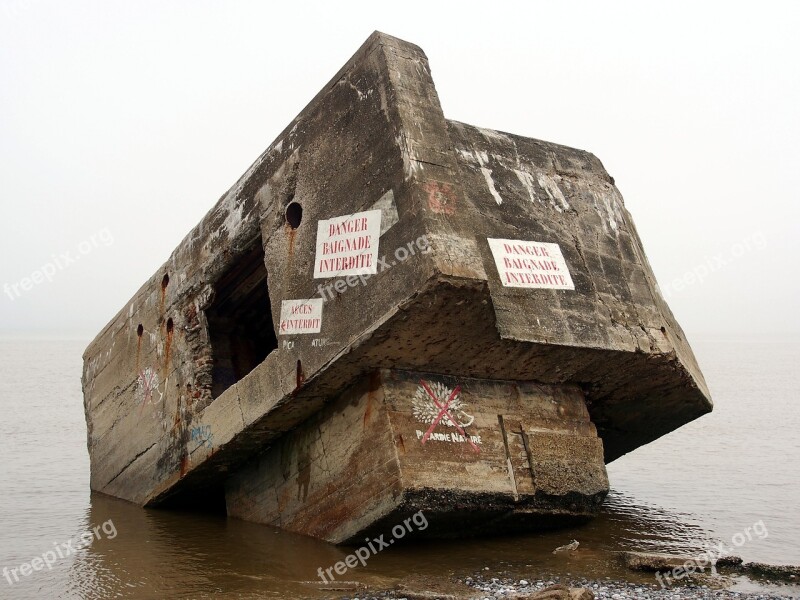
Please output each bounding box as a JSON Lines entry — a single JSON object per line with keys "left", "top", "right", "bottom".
{"left": 161, "top": 272, "right": 170, "bottom": 289}
{"left": 157, "top": 482, "right": 228, "bottom": 515}
{"left": 206, "top": 236, "right": 277, "bottom": 399}
{"left": 296, "top": 359, "right": 304, "bottom": 389}
{"left": 285, "top": 201, "right": 303, "bottom": 229}
{"left": 137, "top": 324, "right": 144, "bottom": 337}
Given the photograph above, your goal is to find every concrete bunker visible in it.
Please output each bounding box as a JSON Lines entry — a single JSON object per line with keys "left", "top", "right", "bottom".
{"left": 82, "top": 32, "right": 712, "bottom": 544}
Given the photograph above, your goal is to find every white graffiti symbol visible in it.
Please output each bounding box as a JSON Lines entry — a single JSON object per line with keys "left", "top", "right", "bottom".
{"left": 136, "top": 367, "right": 164, "bottom": 412}
{"left": 412, "top": 381, "right": 475, "bottom": 428}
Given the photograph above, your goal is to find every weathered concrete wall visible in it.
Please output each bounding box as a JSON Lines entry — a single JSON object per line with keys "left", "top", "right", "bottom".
{"left": 83, "top": 30, "right": 712, "bottom": 528}
{"left": 424, "top": 121, "right": 712, "bottom": 460}
{"left": 82, "top": 32, "right": 443, "bottom": 506}
{"left": 226, "top": 372, "right": 402, "bottom": 542}
{"left": 383, "top": 370, "right": 607, "bottom": 502}
{"left": 226, "top": 369, "right": 607, "bottom": 543}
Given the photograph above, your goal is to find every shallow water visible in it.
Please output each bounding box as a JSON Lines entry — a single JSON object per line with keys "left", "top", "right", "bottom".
{"left": 0, "top": 336, "right": 798, "bottom": 599}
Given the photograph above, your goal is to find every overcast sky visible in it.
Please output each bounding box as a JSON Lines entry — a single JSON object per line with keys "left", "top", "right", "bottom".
{"left": 1, "top": 0, "right": 797, "bottom": 339}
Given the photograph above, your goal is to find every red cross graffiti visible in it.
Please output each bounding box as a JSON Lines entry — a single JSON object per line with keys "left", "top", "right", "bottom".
{"left": 419, "top": 379, "right": 480, "bottom": 453}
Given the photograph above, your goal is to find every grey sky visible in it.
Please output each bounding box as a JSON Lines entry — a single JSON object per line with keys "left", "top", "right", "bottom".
{"left": 1, "top": 1, "right": 797, "bottom": 338}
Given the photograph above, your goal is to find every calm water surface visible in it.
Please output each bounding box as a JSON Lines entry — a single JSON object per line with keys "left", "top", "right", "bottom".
{"left": 0, "top": 336, "right": 798, "bottom": 599}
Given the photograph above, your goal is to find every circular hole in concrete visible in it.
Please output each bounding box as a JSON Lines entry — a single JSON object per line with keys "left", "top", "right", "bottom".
{"left": 285, "top": 202, "right": 303, "bottom": 229}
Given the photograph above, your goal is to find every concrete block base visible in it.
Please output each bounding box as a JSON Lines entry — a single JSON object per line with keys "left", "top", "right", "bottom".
{"left": 225, "top": 369, "right": 608, "bottom": 543}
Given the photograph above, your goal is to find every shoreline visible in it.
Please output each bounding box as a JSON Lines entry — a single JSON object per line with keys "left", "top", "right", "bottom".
{"left": 325, "top": 572, "right": 800, "bottom": 600}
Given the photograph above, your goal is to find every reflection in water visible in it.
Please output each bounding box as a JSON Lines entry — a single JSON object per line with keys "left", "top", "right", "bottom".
{"left": 67, "top": 494, "right": 354, "bottom": 599}
{"left": 60, "top": 491, "right": 720, "bottom": 599}
{"left": 599, "top": 491, "right": 713, "bottom": 555}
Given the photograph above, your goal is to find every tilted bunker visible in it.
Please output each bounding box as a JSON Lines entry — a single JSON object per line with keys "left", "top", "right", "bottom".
{"left": 82, "top": 32, "right": 712, "bottom": 543}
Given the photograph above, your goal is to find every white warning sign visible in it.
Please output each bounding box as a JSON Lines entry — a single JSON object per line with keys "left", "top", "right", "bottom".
{"left": 314, "top": 209, "right": 381, "bottom": 279}
{"left": 487, "top": 238, "right": 575, "bottom": 290}
{"left": 279, "top": 298, "right": 323, "bottom": 335}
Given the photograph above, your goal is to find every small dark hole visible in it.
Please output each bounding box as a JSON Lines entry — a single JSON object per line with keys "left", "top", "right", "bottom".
{"left": 285, "top": 202, "right": 303, "bottom": 229}
{"left": 162, "top": 273, "right": 170, "bottom": 289}
{"left": 137, "top": 324, "right": 144, "bottom": 337}
{"left": 660, "top": 326, "right": 667, "bottom": 334}
{"left": 167, "top": 318, "right": 174, "bottom": 333}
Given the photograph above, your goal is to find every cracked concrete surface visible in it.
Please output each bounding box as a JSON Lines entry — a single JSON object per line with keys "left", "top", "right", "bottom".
{"left": 82, "top": 31, "right": 711, "bottom": 543}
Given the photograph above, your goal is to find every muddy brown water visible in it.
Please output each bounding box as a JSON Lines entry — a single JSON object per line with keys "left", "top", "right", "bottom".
{"left": 1, "top": 336, "right": 798, "bottom": 599}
